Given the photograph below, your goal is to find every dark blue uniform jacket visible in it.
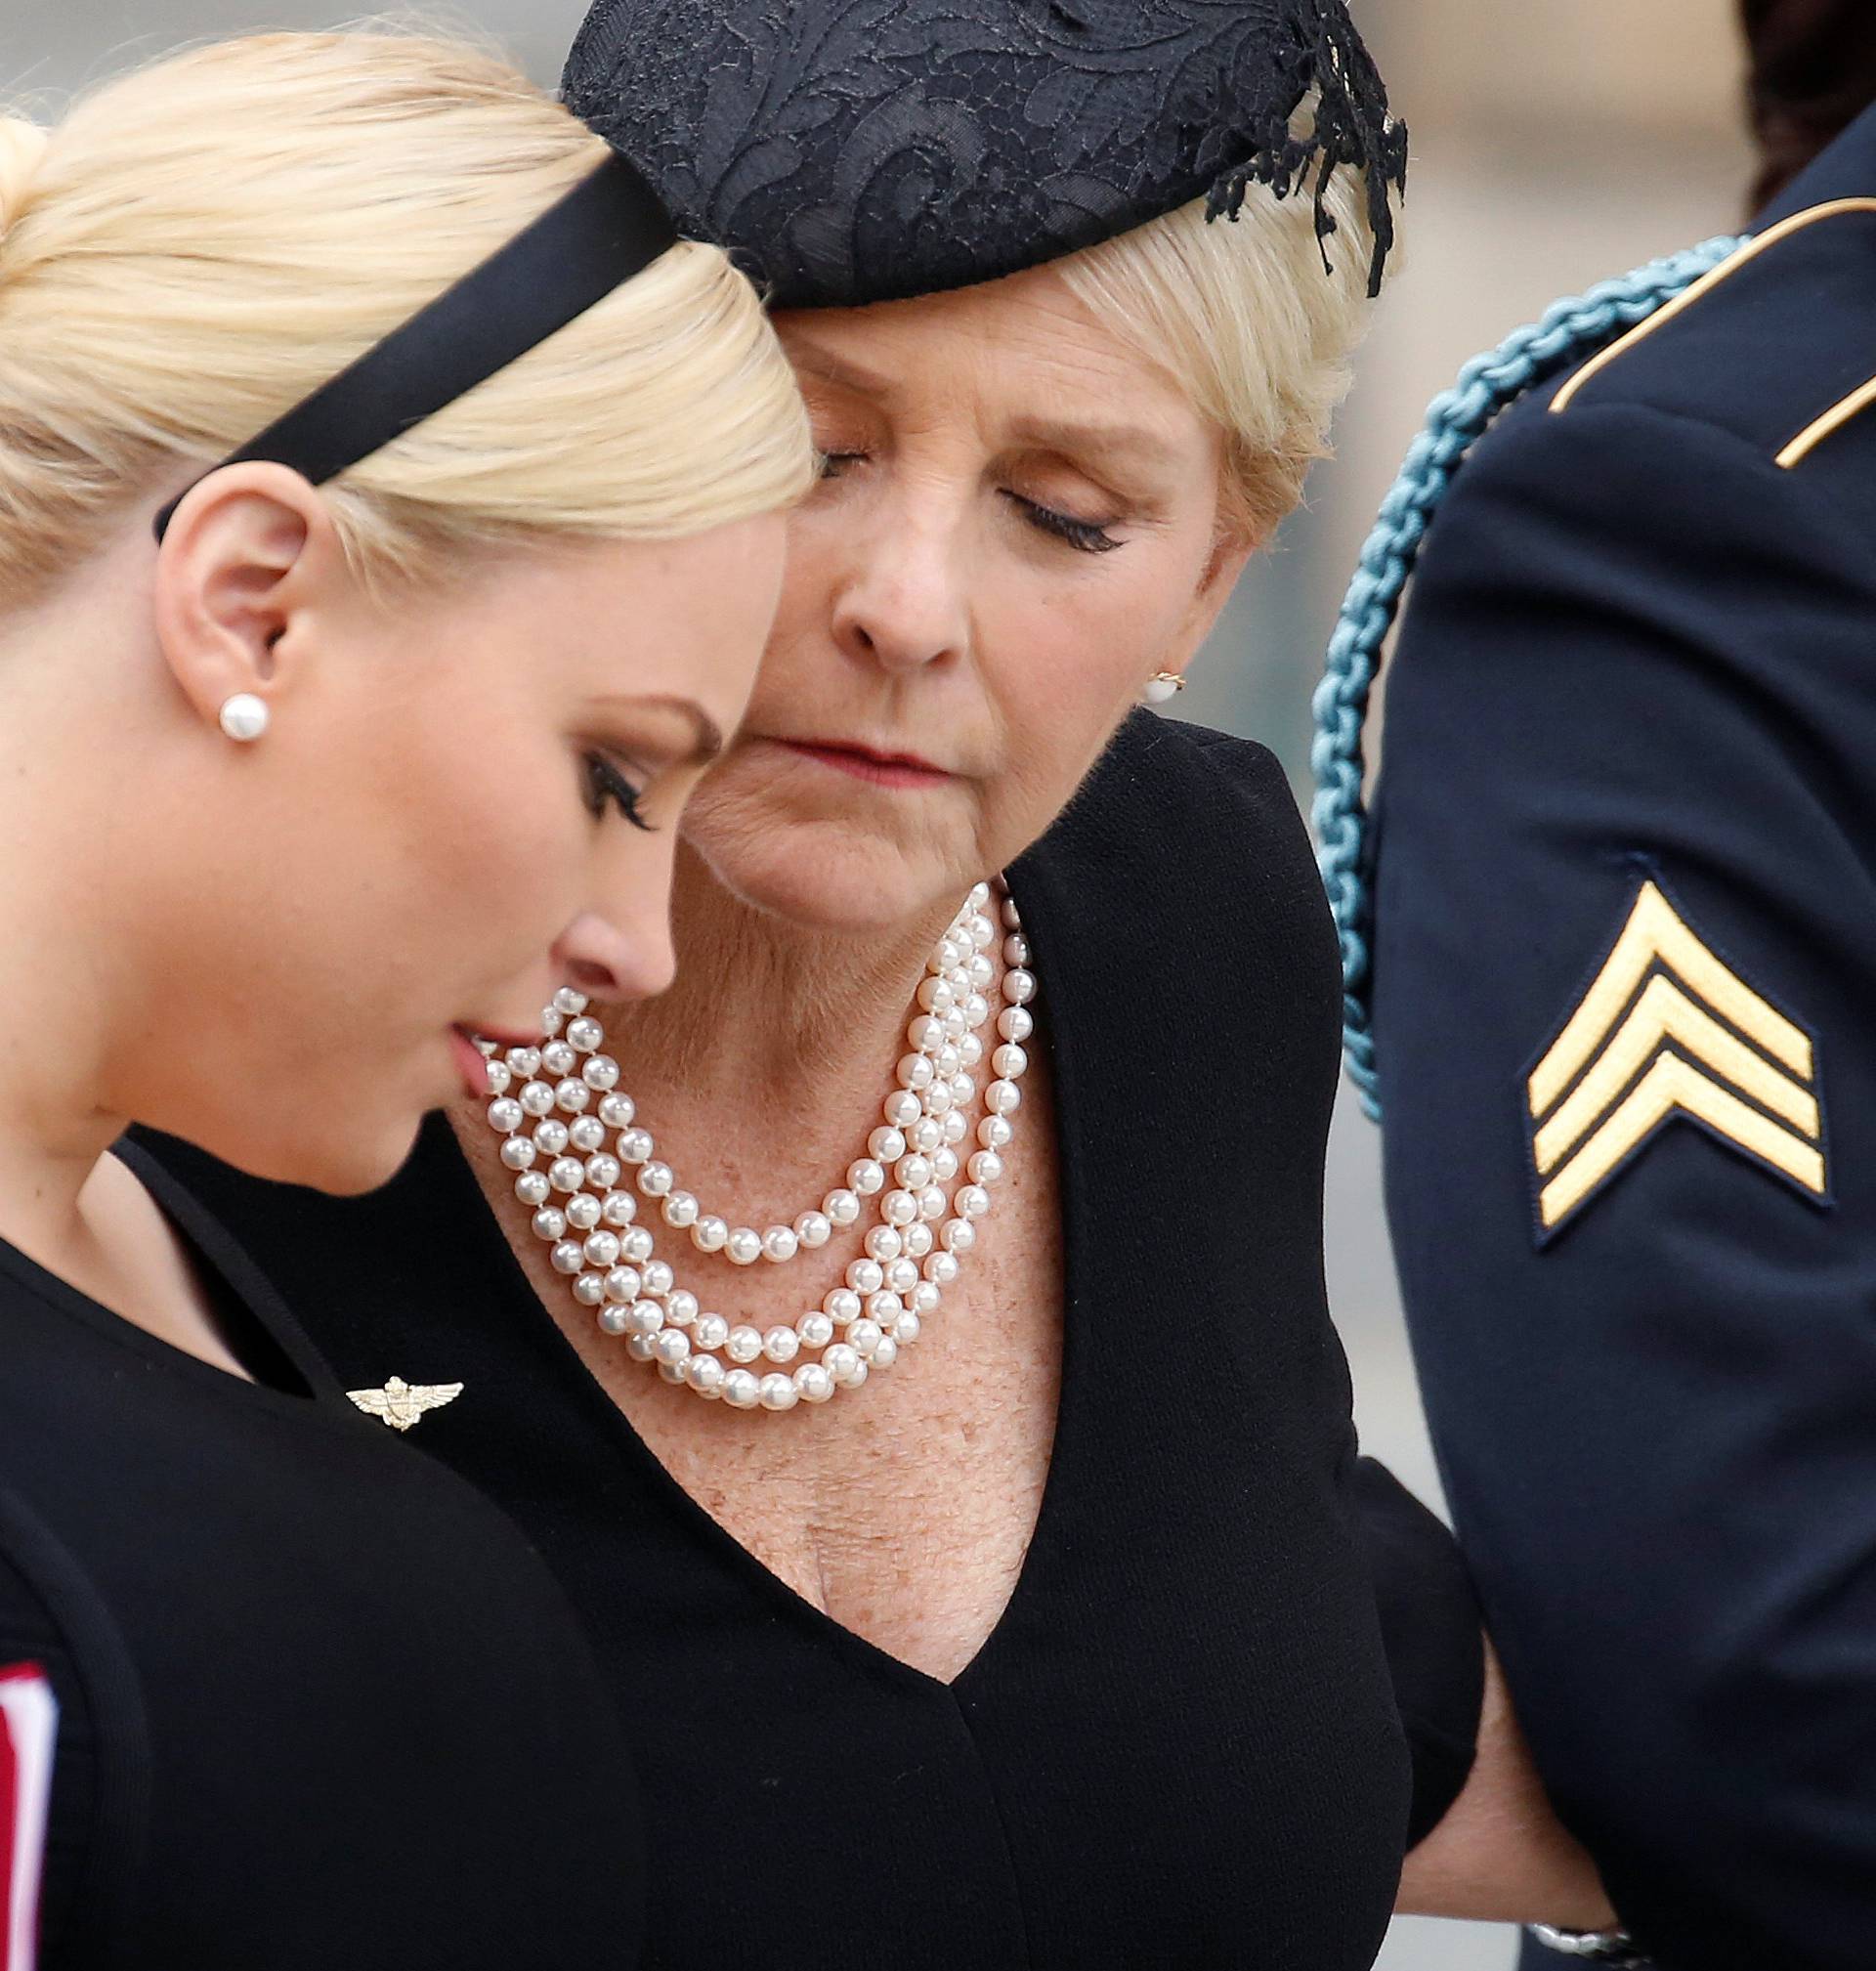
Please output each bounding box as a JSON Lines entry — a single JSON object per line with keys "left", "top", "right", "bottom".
{"left": 1373, "top": 104, "right": 1876, "bottom": 1971}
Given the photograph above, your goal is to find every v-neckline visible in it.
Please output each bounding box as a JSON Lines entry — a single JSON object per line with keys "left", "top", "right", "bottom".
{"left": 426, "top": 861, "right": 1098, "bottom": 1698}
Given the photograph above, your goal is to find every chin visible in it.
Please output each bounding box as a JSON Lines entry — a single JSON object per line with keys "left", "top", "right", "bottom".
{"left": 203, "top": 1110, "right": 426, "bottom": 1199}
{"left": 688, "top": 810, "right": 961, "bottom": 934}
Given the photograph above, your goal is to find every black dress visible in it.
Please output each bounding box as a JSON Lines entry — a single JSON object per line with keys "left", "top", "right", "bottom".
{"left": 139, "top": 714, "right": 1479, "bottom": 1971}
{"left": 0, "top": 1141, "right": 640, "bottom": 1968}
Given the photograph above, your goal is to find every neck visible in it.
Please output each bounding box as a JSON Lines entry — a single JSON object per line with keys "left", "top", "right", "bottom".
{"left": 588, "top": 844, "right": 976, "bottom": 1194}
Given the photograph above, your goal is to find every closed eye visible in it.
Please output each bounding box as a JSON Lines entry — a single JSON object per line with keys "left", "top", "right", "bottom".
{"left": 1003, "top": 491, "right": 1123, "bottom": 554}
{"left": 581, "top": 752, "right": 656, "bottom": 833}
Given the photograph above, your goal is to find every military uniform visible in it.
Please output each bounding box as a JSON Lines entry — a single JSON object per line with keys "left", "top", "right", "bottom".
{"left": 1370, "top": 102, "right": 1876, "bottom": 1971}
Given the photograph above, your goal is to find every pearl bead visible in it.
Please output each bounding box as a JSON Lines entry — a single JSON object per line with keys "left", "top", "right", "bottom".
{"left": 847, "top": 1159, "right": 885, "bottom": 1195}
{"left": 542, "top": 1042, "right": 577, "bottom": 1078}
{"left": 533, "top": 1119, "right": 571, "bottom": 1157}
{"left": 550, "top": 1240, "right": 584, "bottom": 1275}
{"left": 641, "top": 1260, "right": 675, "bottom": 1298}
{"left": 558, "top": 1189, "right": 593, "bottom": 1230}
{"left": 907, "top": 1013, "right": 945, "bottom": 1051}
{"left": 532, "top": 1206, "right": 568, "bottom": 1243}
{"left": 911, "top": 1115, "right": 944, "bottom": 1154}
{"left": 567, "top": 1017, "right": 604, "bottom": 1053}
{"left": 581, "top": 1053, "right": 620, "bottom": 1091}
{"left": 693, "top": 1313, "right": 729, "bottom": 1350}
{"left": 637, "top": 1160, "right": 674, "bottom": 1197}
{"left": 598, "top": 1306, "right": 629, "bottom": 1336}
{"left": 617, "top": 1131, "right": 654, "bottom": 1168}
{"left": 549, "top": 1156, "right": 585, "bottom": 1193}
{"left": 962, "top": 994, "right": 990, "bottom": 1029}
{"left": 725, "top": 1226, "right": 763, "bottom": 1266}
{"left": 848, "top": 1318, "right": 883, "bottom": 1357}
{"left": 880, "top": 1188, "right": 918, "bottom": 1227}
{"left": 882, "top": 1090, "right": 923, "bottom": 1130}
{"left": 1002, "top": 934, "right": 1030, "bottom": 967}
{"left": 979, "top": 1114, "right": 1013, "bottom": 1149}
{"left": 896, "top": 1054, "right": 935, "bottom": 1092}
{"left": 950, "top": 1074, "right": 975, "bottom": 1106}
{"left": 583, "top": 1229, "right": 621, "bottom": 1268}
{"left": 941, "top": 1007, "right": 968, "bottom": 1041}
{"left": 500, "top": 1136, "right": 538, "bottom": 1172}
{"left": 552, "top": 987, "right": 588, "bottom": 1017}
{"left": 933, "top": 1044, "right": 961, "bottom": 1078}
{"left": 918, "top": 1185, "right": 947, "bottom": 1221}
{"left": 794, "top": 1362, "right": 835, "bottom": 1404}
{"left": 625, "top": 1301, "right": 663, "bottom": 1337}
{"left": 957, "top": 1034, "right": 984, "bottom": 1069}
{"left": 514, "top": 1171, "right": 551, "bottom": 1208}
{"left": 917, "top": 976, "right": 957, "bottom": 1014}
{"left": 865, "top": 1291, "right": 904, "bottom": 1327}
{"left": 655, "top": 1329, "right": 691, "bottom": 1367}
{"left": 968, "top": 912, "right": 996, "bottom": 949}
{"left": 692, "top": 1216, "right": 728, "bottom": 1253}
{"left": 985, "top": 1079, "right": 1022, "bottom": 1115}
{"left": 686, "top": 1354, "right": 726, "bottom": 1396}
{"left": 824, "top": 1287, "right": 861, "bottom": 1324}
{"left": 488, "top": 1097, "right": 524, "bottom": 1135}
{"left": 794, "top": 1210, "right": 832, "bottom": 1249}
{"left": 967, "top": 1151, "right": 1004, "bottom": 1186}
{"left": 665, "top": 1289, "right": 698, "bottom": 1326}
{"left": 885, "top": 1260, "right": 917, "bottom": 1297}
{"left": 722, "top": 1370, "right": 761, "bottom": 1409}
{"left": 726, "top": 1326, "right": 763, "bottom": 1364}
{"left": 931, "top": 937, "right": 964, "bottom": 972}
{"left": 823, "top": 1189, "right": 862, "bottom": 1227}
{"left": 943, "top": 1110, "right": 969, "bottom": 1144}
{"left": 555, "top": 1078, "right": 592, "bottom": 1115}
{"left": 602, "top": 1191, "right": 638, "bottom": 1227}
{"left": 505, "top": 1048, "right": 542, "bottom": 1081}
{"left": 619, "top": 1226, "right": 654, "bottom": 1264}
{"left": 967, "top": 953, "right": 995, "bottom": 993}
{"left": 574, "top": 1272, "right": 606, "bottom": 1307}
{"left": 625, "top": 1333, "right": 659, "bottom": 1362}
{"left": 1002, "top": 968, "right": 1036, "bottom": 1006}
{"left": 577, "top": 1140, "right": 614, "bottom": 1180}
{"left": 992, "top": 1044, "right": 1028, "bottom": 1080}
{"left": 895, "top": 1154, "right": 933, "bottom": 1190}
{"left": 759, "top": 1373, "right": 799, "bottom": 1412}
{"left": 597, "top": 1093, "right": 636, "bottom": 1130}
{"left": 605, "top": 1267, "right": 642, "bottom": 1304}
{"left": 762, "top": 1326, "right": 799, "bottom": 1364}
{"left": 893, "top": 1311, "right": 922, "bottom": 1346}
{"left": 864, "top": 1225, "right": 903, "bottom": 1264}
{"left": 1001, "top": 893, "right": 1022, "bottom": 929}
{"left": 911, "top": 1280, "right": 941, "bottom": 1315}
{"left": 761, "top": 1225, "right": 799, "bottom": 1264}
{"left": 903, "top": 1222, "right": 934, "bottom": 1259}
{"left": 921, "top": 1081, "right": 955, "bottom": 1116}
{"left": 869, "top": 1127, "right": 908, "bottom": 1164}
{"left": 662, "top": 1190, "right": 700, "bottom": 1228}
{"left": 825, "top": 1343, "right": 864, "bottom": 1386}
{"left": 541, "top": 1009, "right": 565, "bottom": 1039}
{"left": 657, "top": 1359, "right": 688, "bottom": 1386}
{"left": 932, "top": 1147, "right": 959, "bottom": 1181}
{"left": 796, "top": 1311, "right": 834, "bottom": 1349}
{"left": 846, "top": 1258, "right": 884, "bottom": 1295}
{"left": 484, "top": 1061, "right": 512, "bottom": 1096}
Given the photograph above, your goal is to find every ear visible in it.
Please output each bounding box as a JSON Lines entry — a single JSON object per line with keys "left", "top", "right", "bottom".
{"left": 1161, "top": 524, "right": 1260, "bottom": 687}
{"left": 149, "top": 462, "right": 347, "bottom": 731}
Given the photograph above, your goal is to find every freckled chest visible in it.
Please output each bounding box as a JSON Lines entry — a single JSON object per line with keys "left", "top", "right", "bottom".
{"left": 472, "top": 1057, "right": 1064, "bottom": 1687}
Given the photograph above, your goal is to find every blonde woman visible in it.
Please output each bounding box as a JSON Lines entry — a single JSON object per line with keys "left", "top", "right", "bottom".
{"left": 0, "top": 27, "right": 808, "bottom": 1969}
{"left": 147, "top": 3, "right": 1620, "bottom": 1965}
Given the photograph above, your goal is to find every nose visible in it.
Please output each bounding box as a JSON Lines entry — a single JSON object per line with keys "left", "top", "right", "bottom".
{"left": 831, "top": 497, "right": 970, "bottom": 676}
{"left": 552, "top": 909, "right": 675, "bottom": 1006}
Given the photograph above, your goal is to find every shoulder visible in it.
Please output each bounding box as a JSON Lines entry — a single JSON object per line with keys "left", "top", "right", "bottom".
{"left": 1067, "top": 707, "right": 1305, "bottom": 857}
{"left": 1443, "top": 197, "right": 1876, "bottom": 546}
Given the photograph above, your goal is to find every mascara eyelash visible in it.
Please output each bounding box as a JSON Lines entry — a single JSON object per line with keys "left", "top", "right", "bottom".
{"left": 582, "top": 752, "right": 656, "bottom": 833}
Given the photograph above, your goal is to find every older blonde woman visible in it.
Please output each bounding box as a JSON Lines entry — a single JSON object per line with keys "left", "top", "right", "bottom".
{"left": 144, "top": 3, "right": 1612, "bottom": 1965}
{"left": 0, "top": 27, "right": 810, "bottom": 1967}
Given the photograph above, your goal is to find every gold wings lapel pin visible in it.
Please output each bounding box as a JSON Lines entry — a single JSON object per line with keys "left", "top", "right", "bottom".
{"left": 347, "top": 1376, "right": 465, "bottom": 1433}
{"left": 1526, "top": 878, "right": 1827, "bottom": 1240}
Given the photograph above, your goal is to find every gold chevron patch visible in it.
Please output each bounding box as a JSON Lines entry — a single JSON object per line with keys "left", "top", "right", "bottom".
{"left": 1528, "top": 881, "right": 1826, "bottom": 1238}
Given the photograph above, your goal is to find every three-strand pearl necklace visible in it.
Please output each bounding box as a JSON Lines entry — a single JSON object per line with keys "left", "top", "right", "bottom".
{"left": 476, "top": 879, "right": 1035, "bottom": 1412}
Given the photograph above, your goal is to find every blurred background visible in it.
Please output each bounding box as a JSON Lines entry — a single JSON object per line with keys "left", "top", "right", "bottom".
{"left": 0, "top": 3, "right": 1760, "bottom": 1963}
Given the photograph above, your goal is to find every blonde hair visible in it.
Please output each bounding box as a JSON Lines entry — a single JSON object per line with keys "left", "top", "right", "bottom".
{"left": 1057, "top": 124, "right": 1382, "bottom": 543}
{"left": 0, "top": 28, "right": 813, "bottom": 604}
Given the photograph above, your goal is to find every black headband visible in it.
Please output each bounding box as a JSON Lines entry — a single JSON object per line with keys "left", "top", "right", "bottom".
{"left": 153, "top": 150, "right": 678, "bottom": 541}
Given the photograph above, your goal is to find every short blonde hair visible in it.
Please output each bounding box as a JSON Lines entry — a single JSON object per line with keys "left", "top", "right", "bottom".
{"left": 1056, "top": 122, "right": 1382, "bottom": 543}
{"left": 0, "top": 28, "right": 813, "bottom": 603}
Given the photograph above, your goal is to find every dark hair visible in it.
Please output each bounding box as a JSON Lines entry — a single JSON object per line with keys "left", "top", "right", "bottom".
{"left": 1741, "top": 0, "right": 1876, "bottom": 208}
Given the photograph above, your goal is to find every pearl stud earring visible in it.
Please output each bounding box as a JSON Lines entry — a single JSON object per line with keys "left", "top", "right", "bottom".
{"left": 1142, "top": 670, "right": 1186, "bottom": 706}
{"left": 219, "top": 693, "right": 270, "bottom": 743}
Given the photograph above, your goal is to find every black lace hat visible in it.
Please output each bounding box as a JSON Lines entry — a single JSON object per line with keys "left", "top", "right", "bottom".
{"left": 562, "top": 0, "right": 1406, "bottom": 310}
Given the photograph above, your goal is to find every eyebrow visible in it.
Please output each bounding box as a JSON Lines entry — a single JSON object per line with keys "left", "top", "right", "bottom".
{"left": 788, "top": 336, "right": 1185, "bottom": 473}
{"left": 595, "top": 693, "right": 725, "bottom": 765}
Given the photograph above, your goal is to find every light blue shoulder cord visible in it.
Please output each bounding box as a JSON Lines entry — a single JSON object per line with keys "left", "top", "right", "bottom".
{"left": 1309, "top": 235, "right": 1747, "bottom": 1121}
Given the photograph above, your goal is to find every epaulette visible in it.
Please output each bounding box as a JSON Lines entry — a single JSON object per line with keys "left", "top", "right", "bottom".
{"left": 1550, "top": 197, "right": 1876, "bottom": 469}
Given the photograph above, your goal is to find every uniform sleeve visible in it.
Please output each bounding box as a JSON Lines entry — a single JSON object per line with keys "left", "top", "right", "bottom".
{"left": 1373, "top": 399, "right": 1876, "bottom": 1970}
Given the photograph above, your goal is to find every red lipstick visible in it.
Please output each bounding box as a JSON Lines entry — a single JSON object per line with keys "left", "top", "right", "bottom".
{"left": 780, "top": 739, "right": 953, "bottom": 789}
